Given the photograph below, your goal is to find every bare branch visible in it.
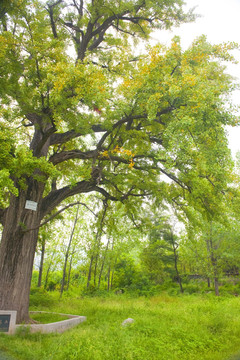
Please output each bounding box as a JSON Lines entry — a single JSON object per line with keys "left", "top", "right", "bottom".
{"left": 120, "top": 16, "right": 153, "bottom": 24}
{"left": 73, "top": 0, "right": 83, "bottom": 17}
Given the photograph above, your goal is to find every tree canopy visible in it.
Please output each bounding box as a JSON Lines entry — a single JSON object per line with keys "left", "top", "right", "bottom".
{"left": 0, "top": 1, "right": 238, "bottom": 221}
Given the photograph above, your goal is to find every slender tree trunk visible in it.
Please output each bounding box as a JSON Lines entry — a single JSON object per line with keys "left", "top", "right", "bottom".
{"left": 67, "top": 253, "right": 74, "bottom": 291}
{"left": 107, "top": 239, "right": 115, "bottom": 291}
{"left": 170, "top": 232, "right": 184, "bottom": 293}
{"left": 214, "top": 277, "right": 219, "bottom": 296}
{"left": 93, "top": 253, "right": 99, "bottom": 287}
{"left": 110, "top": 251, "right": 118, "bottom": 290}
{"left": 98, "top": 238, "right": 110, "bottom": 288}
{"left": 107, "top": 265, "right": 111, "bottom": 291}
{"left": 111, "top": 268, "right": 114, "bottom": 289}
{"left": 173, "top": 249, "right": 184, "bottom": 293}
{"left": 60, "top": 205, "right": 79, "bottom": 297}
{"left": 90, "top": 201, "right": 108, "bottom": 288}
{"left": 60, "top": 252, "right": 68, "bottom": 297}
{"left": 208, "top": 224, "right": 220, "bottom": 297}
{"left": 44, "top": 247, "right": 57, "bottom": 289}
{"left": 87, "top": 255, "right": 94, "bottom": 289}
{"left": 44, "top": 263, "right": 51, "bottom": 289}
{"left": 37, "top": 240, "right": 46, "bottom": 287}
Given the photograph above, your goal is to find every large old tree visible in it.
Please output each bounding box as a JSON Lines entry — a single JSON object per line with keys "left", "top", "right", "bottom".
{"left": 0, "top": 0, "right": 238, "bottom": 322}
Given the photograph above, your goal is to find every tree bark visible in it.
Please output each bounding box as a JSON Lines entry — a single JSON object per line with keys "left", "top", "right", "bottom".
{"left": 0, "top": 182, "right": 44, "bottom": 323}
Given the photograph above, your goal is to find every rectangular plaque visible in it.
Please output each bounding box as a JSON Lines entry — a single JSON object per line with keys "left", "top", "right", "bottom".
{"left": 0, "top": 311, "right": 17, "bottom": 334}
{"left": 25, "top": 200, "right": 38, "bottom": 211}
{"left": 0, "top": 314, "right": 10, "bottom": 332}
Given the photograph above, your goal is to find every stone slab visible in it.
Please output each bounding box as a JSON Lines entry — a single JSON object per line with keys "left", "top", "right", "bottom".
{"left": 15, "top": 312, "right": 86, "bottom": 334}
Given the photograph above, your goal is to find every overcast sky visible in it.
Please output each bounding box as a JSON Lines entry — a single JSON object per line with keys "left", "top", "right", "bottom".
{"left": 151, "top": 0, "right": 240, "bottom": 157}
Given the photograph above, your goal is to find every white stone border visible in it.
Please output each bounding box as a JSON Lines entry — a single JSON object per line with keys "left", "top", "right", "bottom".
{"left": 15, "top": 312, "right": 86, "bottom": 334}
{"left": 0, "top": 310, "right": 17, "bottom": 334}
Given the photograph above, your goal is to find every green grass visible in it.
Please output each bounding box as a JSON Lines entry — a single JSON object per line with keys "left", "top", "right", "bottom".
{"left": 1, "top": 293, "right": 240, "bottom": 360}
{"left": 30, "top": 312, "right": 69, "bottom": 324}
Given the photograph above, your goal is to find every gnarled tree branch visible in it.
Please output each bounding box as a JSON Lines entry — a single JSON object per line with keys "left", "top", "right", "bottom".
{"left": 49, "top": 149, "right": 98, "bottom": 165}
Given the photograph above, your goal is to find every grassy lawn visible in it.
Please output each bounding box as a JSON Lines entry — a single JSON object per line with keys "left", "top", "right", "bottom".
{"left": 30, "top": 312, "right": 69, "bottom": 324}
{"left": 1, "top": 293, "right": 240, "bottom": 360}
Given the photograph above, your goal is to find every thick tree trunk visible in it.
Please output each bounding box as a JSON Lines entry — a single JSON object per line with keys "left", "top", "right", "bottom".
{"left": 0, "top": 188, "right": 42, "bottom": 323}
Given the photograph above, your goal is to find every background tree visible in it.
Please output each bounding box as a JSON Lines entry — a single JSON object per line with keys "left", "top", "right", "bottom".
{"left": 180, "top": 214, "right": 240, "bottom": 296}
{"left": 141, "top": 215, "right": 184, "bottom": 292}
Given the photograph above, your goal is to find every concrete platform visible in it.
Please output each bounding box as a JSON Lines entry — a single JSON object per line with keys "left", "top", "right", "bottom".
{"left": 14, "top": 312, "right": 86, "bottom": 334}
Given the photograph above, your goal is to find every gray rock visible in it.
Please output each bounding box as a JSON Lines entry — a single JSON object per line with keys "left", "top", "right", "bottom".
{"left": 121, "top": 318, "right": 134, "bottom": 326}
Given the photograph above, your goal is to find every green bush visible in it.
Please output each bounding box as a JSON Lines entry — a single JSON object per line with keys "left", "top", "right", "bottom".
{"left": 29, "top": 287, "right": 56, "bottom": 308}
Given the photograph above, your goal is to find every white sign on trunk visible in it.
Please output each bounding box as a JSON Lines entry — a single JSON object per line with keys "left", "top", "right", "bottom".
{"left": 25, "top": 200, "right": 38, "bottom": 211}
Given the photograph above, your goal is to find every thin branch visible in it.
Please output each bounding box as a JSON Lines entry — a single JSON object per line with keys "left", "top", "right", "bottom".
{"left": 63, "top": 21, "right": 84, "bottom": 36}
{"left": 158, "top": 166, "right": 190, "bottom": 191}
{"left": 96, "top": 114, "right": 147, "bottom": 150}
{"left": 112, "top": 24, "right": 136, "bottom": 37}
{"left": 24, "top": 201, "right": 97, "bottom": 232}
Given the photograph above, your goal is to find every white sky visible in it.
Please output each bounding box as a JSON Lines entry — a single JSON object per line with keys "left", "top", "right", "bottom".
{"left": 151, "top": 0, "right": 240, "bottom": 157}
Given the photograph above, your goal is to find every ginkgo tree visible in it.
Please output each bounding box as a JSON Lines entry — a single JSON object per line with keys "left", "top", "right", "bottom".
{"left": 0, "top": 0, "right": 238, "bottom": 323}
